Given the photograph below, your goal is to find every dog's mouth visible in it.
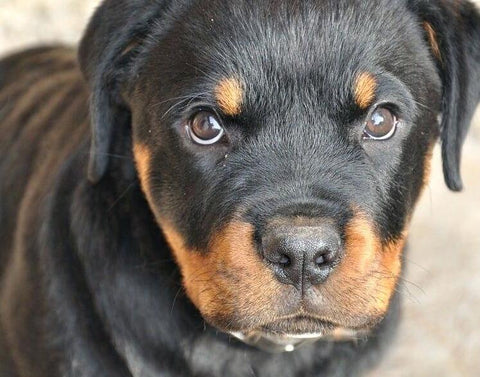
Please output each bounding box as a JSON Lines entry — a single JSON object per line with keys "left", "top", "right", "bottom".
{"left": 229, "top": 316, "right": 370, "bottom": 353}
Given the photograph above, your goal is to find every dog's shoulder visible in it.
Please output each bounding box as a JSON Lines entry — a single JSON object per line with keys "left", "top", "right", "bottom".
{"left": 0, "top": 46, "right": 81, "bottom": 91}
{"left": 0, "top": 46, "right": 90, "bottom": 194}
{"left": 0, "top": 46, "right": 90, "bottom": 281}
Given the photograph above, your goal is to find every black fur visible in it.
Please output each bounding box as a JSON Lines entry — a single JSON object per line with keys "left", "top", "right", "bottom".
{"left": 1, "top": 1, "right": 479, "bottom": 376}
{"left": 406, "top": 0, "right": 480, "bottom": 190}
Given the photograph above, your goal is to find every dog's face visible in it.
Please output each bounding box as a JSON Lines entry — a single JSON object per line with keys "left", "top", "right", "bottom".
{"left": 79, "top": 0, "right": 480, "bottom": 342}
{"left": 129, "top": 0, "right": 441, "bottom": 336}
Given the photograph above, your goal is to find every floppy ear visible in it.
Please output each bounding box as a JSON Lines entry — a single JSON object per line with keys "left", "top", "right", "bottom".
{"left": 78, "top": 0, "right": 172, "bottom": 183}
{"left": 409, "top": 0, "right": 480, "bottom": 191}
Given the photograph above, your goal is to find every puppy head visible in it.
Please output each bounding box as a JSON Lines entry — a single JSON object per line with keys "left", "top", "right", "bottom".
{"left": 79, "top": 0, "right": 480, "bottom": 339}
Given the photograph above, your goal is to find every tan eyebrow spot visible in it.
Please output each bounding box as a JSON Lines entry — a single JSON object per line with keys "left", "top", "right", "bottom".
{"left": 423, "top": 22, "right": 442, "bottom": 63}
{"left": 215, "top": 77, "right": 243, "bottom": 116}
{"left": 354, "top": 72, "right": 377, "bottom": 109}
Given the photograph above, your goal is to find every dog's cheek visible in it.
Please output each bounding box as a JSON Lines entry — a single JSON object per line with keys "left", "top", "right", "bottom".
{"left": 157, "top": 222, "right": 224, "bottom": 318}
{"left": 322, "top": 213, "right": 404, "bottom": 321}
{"left": 133, "top": 142, "right": 154, "bottom": 205}
{"left": 132, "top": 142, "right": 282, "bottom": 328}
{"left": 160, "top": 221, "right": 288, "bottom": 331}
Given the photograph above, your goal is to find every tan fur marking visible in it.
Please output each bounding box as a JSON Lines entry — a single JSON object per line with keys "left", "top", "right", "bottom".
{"left": 133, "top": 143, "right": 153, "bottom": 204}
{"left": 321, "top": 212, "right": 404, "bottom": 319}
{"left": 161, "top": 212, "right": 406, "bottom": 331}
{"left": 376, "top": 237, "right": 405, "bottom": 312}
{"left": 423, "top": 22, "right": 442, "bottom": 62}
{"left": 343, "top": 216, "right": 379, "bottom": 275}
{"left": 161, "top": 220, "right": 287, "bottom": 330}
{"left": 354, "top": 72, "right": 377, "bottom": 109}
{"left": 215, "top": 78, "right": 243, "bottom": 116}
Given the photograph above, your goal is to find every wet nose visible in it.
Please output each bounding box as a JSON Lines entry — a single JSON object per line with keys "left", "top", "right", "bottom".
{"left": 262, "top": 223, "right": 342, "bottom": 289}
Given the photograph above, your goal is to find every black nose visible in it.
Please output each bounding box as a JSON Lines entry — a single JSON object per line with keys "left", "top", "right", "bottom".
{"left": 262, "top": 222, "right": 342, "bottom": 289}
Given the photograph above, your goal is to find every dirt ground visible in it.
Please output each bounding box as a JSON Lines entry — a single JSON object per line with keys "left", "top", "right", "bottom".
{"left": 1, "top": 1, "right": 480, "bottom": 376}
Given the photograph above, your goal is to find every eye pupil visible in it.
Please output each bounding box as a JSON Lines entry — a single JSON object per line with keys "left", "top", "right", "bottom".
{"left": 189, "top": 111, "right": 224, "bottom": 145}
{"left": 364, "top": 107, "right": 397, "bottom": 140}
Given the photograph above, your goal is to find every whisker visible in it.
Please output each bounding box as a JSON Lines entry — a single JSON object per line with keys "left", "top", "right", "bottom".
{"left": 411, "top": 99, "right": 436, "bottom": 113}
{"left": 170, "top": 286, "right": 184, "bottom": 315}
{"left": 151, "top": 94, "right": 200, "bottom": 109}
{"left": 402, "top": 256, "right": 430, "bottom": 273}
{"left": 86, "top": 151, "right": 132, "bottom": 160}
{"left": 152, "top": 91, "right": 212, "bottom": 120}
{"left": 108, "top": 182, "right": 136, "bottom": 211}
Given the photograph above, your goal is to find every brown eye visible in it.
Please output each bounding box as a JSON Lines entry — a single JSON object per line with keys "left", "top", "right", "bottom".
{"left": 188, "top": 111, "right": 225, "bottom": 145}
{"left": 364, "top": 107, "right": 397, "bottom": 140}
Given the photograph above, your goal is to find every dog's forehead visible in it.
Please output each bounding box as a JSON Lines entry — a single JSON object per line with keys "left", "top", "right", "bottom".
{"left": 189, "top": 2, "right": 415, "bottom": 77}
{"left": 151, "top": 0, "right": 425, "bottom": 117}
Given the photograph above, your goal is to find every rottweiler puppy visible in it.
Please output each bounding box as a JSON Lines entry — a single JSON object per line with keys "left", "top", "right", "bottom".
{"left": 1, "top": 0, "right": 479, "bottom": 376}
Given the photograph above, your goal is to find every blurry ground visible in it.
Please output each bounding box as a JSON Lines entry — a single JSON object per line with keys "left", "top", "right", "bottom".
{"left": 1, "top": 1, "right": 479, "bottom": 376}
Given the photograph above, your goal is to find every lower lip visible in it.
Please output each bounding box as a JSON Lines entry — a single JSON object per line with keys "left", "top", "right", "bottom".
{"left": 259, "top": 316, "right": 336, "bottom": 333}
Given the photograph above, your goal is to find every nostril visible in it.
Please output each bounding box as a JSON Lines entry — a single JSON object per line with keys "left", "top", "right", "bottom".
{"left": 263, "top": 236, "right": 293, "bottom": 267}
{"left": 278, "top": 254, "right": 291, "bottom": 266}
{"left": 314, "top": 254, "right": 326, "bottom": 266}
{"left": 266, "top": 252, "right": 291, "bottom": 267}
{"left": 314, "top": 246, "right": 338, "bottom": 267}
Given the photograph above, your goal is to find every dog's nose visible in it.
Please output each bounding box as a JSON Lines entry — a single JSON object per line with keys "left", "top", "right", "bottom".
{"left": 262, "top": 223, "right": 341, "bottom": 289}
